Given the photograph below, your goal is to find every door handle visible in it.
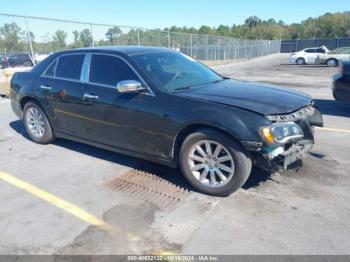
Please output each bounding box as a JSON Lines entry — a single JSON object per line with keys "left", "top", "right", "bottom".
{"left": 40, "top": 85, "right": 52, "bottom": 90}
{"left": 83, "top": 93, "right": 99, "bottom": 100}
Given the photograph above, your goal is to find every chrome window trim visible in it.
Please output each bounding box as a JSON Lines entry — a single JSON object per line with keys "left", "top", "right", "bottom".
{"left": 41, "top": 75, "right": 84, "bottom": 84}
{"left": 81, "top": 54, "right": 91, "bottom": 83}
{"left": 39, "top": 52, "right": 156, "bottom": 96}
{"left": 40, "top": 53, "right": 86, "bottom": 82}
{"left": 86, "top": 53, "right": 155, "bottom": 96}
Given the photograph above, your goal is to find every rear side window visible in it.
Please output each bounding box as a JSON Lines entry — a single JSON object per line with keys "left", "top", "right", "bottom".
{"left": 44, "top": 60, "right": 57, "bottom": 77}
{"left": 305, "top": 49, "right": 315, "bottom": 53}
{"left": 55, "top": 54, "right": 84, "bottom": 80}
{"left": 89, "top": 55, "right": 139, "bottom": 86}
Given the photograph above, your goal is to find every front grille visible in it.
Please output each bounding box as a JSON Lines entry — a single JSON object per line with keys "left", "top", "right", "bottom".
{"left": 266, "top": 106, "right": 315, "bottom": 122}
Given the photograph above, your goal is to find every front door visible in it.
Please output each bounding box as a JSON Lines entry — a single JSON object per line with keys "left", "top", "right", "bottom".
{"left": 81, "top": 54, "right": 171, "bottom": 157}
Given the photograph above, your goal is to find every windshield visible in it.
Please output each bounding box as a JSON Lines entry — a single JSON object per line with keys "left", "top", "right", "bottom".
{"left": 129, "top": 51, "right": 223, "bottom": 92}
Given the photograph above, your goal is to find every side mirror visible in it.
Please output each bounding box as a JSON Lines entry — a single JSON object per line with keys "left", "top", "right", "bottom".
{"left": 117, "top": 80, "right": 146, "bottom": 93}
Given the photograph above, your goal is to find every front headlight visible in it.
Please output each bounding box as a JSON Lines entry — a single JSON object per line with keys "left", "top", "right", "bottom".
{"left": 259, "top": 122, "right": 304, "bottom": 144}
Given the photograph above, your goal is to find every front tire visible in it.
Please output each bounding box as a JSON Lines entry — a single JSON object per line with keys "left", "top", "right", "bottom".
{"left": 179, "top": 129, "right": 252, "bottom": 196}
{"left": 296, "top": 57, "right": 305, "bottom": 65}
{"left": 23, "top": 101, "right": 54, "bottom": 144}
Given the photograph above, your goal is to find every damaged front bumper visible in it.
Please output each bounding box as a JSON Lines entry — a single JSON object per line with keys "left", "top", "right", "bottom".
{"left": 254, "top": 139, "right": 313, "bottom": 172}
{"left": 242, "top": 104, "right": 322, "bottom": 172}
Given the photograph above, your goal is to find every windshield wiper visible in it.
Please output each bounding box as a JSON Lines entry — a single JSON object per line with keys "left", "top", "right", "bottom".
{"left": 213, "top": 76, "right": 230, "bottom": 83}
{"left": 173, "top": 85, "right": 195, "bottom": 91}
{"left": 173, "top": 77, "right": 230, "bottom": 92}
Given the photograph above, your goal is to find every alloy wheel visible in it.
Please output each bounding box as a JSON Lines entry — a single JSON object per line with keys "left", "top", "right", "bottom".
{"left": 25, "top": 107, "right": 46, "bottom": 138}
{"left": 188, "top": 140, "right": 235, "bottom": 188}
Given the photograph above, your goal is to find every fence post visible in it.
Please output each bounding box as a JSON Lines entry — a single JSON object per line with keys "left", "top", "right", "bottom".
{"left": 244, "top": 39, "right": 247, "bottom": 59}
{"left": 205, "top": 35, "right": 208, "bottom": 60}
{"left": 137, "top": 29, "right": 141, "bottom": 46}
{"left": 214, "top": 39, "right": 218, "bottom": 60}
{"left": 24, "top": 17, "right": 35, "bottom": 65}
{"left": 90, "top": 24, "right": 94, "bottom": 47}
{"left": 168, "top": 30, "right": 171, "bottom": 48}
{"left": 234, "top": 39, "right": 237, "bottom": 60}
{"left": 190, "top": 33, "right": 193, "bottom": 57}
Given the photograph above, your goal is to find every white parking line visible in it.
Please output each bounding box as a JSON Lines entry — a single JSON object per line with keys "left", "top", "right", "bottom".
{"left": 316, "top": 127, "right": 350, "bottom": 134}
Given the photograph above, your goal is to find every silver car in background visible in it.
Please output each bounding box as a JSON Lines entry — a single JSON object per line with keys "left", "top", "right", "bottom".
{"left": 316, "top": 47, "right": 350, "bottom": 67}
{"left": 290, "top": 46, "right": 329, "bottom": 65}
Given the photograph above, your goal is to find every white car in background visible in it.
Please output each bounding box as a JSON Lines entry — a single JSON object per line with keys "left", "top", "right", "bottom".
{"left": 290, "top": 46, "right": 329, "bottom": 65}
{"left": 316, "top": 47, "right": 350, "bottom": 66}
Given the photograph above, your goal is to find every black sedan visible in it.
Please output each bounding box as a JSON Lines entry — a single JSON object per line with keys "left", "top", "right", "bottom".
{"left": 333, "top": 61, "right": 350, "bottom": 102}
{"left": 10, "top": 47, "right": 323, "bottom": 196}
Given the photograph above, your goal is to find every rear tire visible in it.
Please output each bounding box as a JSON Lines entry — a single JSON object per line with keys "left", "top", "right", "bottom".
{"left": 179, "top": 129, "right": 252, "bottom": 196}
{"left": 326, "top": 58, "right": 338, "bottom": 67}
{"left": 296, "top": 57, "right": 305, "bottom": 65}
{"left": 23, "top": 101, "right": 54, "bottom": 144}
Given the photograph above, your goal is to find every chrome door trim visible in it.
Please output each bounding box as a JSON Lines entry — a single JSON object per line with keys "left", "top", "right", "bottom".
{"left": 83, "top": 93, "right": 99, "bottom": 100}
{"left": 40, "top": 85, "right": 52, "bottom": 90}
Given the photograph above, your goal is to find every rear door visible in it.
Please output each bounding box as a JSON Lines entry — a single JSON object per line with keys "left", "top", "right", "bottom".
{"left": 37, "top": 53, "right": 88, "bottom": 137}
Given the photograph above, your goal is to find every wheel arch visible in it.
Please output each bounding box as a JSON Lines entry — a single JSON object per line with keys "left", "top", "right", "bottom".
{"left": 20, "top": 96, "right": 55, "bottom": 137}
{"left": 172, "top": 123, "right": 243, "bottom": 165}
{"left": 296, "top": 57, "right": 306, "bottom": 63}
{"left": 20, "top": 96, "right": 38, "bottom": 110}
{"left": 326, "top": 57, "right": 338, "bottom": 64}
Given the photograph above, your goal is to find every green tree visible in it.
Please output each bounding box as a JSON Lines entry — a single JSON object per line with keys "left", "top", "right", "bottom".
{"left": 0, "top": 22, "right": 22, "bottom": 50}
{"left": 52, "top": 30, "right": 67, "bottom": 49}
{"left": 217, "top": 25, "right": 230, "bottom": 36}
{"left": 244, "top": 16, "right": 262, "bottom": 29}
{"left": 198, "top": 25, "right": 213, "bottom": 35}
{"left": 105, "top": 26, "right": 122, "bottom": 43}
{"left": 80, "top": 29, "right": 92, "bottom": 47}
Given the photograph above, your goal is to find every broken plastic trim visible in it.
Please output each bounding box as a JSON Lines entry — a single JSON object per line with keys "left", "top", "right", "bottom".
{"left": 266, "top": 105, "right": 315, "bottom": 122}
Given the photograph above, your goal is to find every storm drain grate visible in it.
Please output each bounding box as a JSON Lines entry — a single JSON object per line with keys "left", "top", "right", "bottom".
{"left": 106, "top": 169, "right": 190, "bottom": 211}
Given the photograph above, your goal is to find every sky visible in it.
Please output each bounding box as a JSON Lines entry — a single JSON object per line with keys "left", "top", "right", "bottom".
{"left": 1, "top": 0, "right": 349, "bottom": 29}
{"left": 0, "top": 0, "right": 349, "bottom": 43}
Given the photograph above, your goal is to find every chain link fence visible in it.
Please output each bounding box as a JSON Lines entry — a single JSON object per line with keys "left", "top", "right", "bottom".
{"left": 0, "top": 13, "right": 281, "bottom": 68}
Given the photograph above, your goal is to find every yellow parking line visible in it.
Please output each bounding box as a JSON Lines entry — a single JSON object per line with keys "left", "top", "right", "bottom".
{"left": 316, "top": 127, "right": 350, "bottom": 134}
{"left": 0, "top": 171, "right": 111, "bottom": 230}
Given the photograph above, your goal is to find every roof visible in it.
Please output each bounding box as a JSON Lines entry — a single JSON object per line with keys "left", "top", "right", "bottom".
{"left": 62, "top": 46, "right": 171, "bottom": 56}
